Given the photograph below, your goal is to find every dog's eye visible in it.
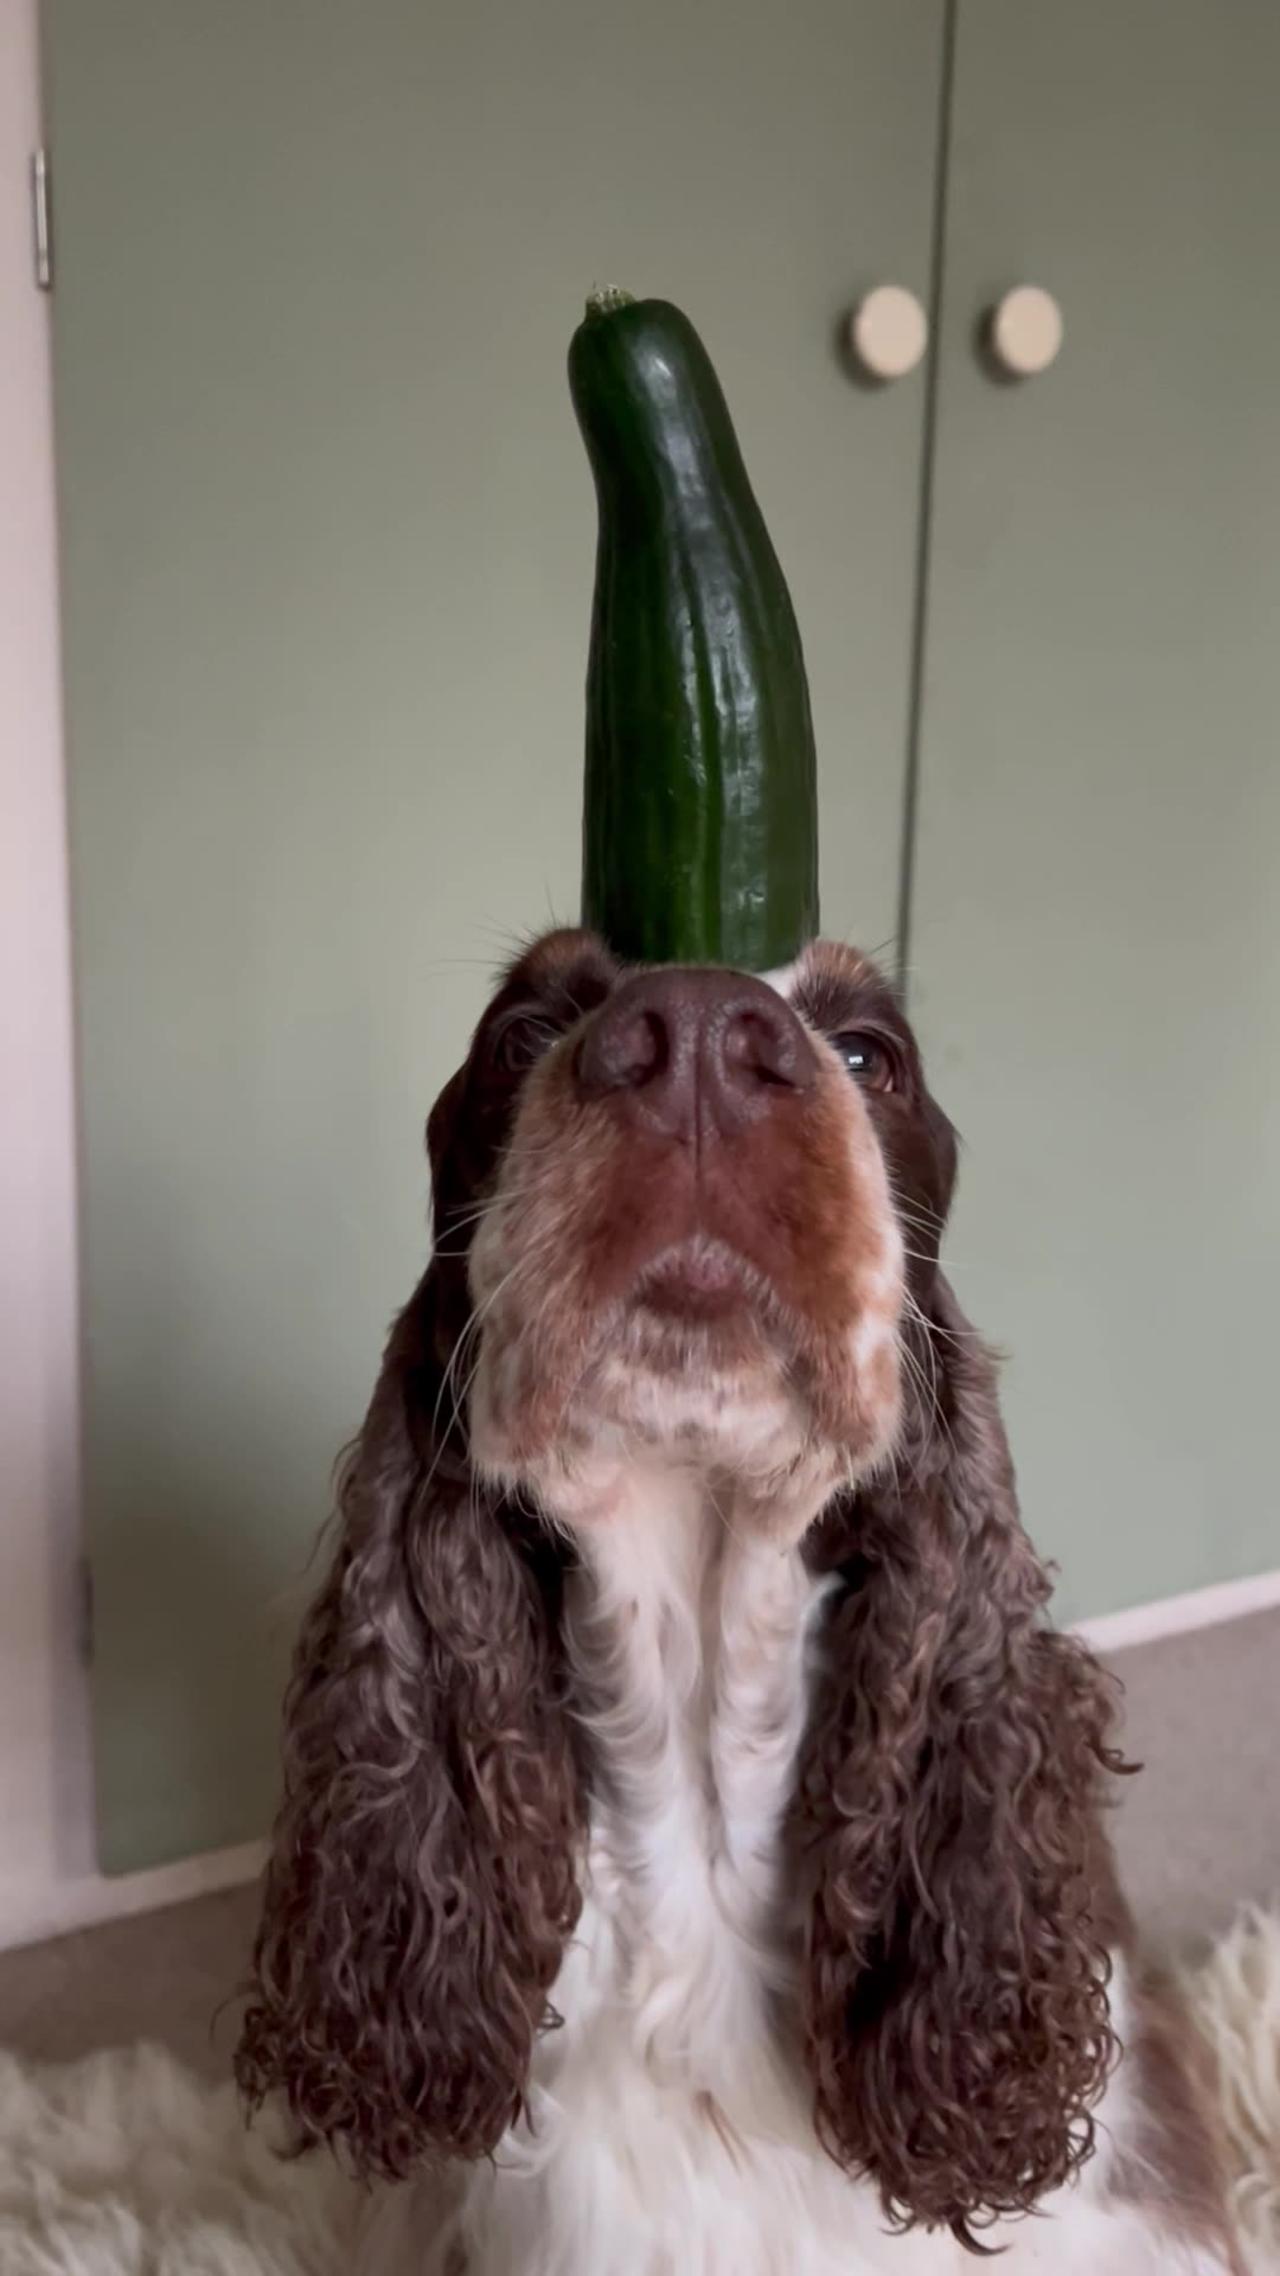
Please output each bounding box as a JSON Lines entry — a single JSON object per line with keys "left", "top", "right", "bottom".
{"left": 491, "top": 1010, "right": 557, "bottom": 1077}
{"left": 832, "top": 1030, "right": 897, "bottom": 1092}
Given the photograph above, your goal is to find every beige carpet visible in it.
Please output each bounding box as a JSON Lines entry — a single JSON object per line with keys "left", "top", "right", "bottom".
{"left": 0, "top": 1908, "right": 1277, "bottom": 2276}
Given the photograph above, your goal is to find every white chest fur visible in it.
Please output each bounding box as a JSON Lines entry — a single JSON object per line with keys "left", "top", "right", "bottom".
{"left": 376, "top": 1482, "right": 1222, "bottom": 2276}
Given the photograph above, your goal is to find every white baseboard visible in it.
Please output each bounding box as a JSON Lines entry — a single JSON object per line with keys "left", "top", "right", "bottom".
{"left": 0, "top": 1839, "right": 267, "bottom": 1957}
{"left": 1074, "top": 1567, "right": 1280, "bottom": 1656}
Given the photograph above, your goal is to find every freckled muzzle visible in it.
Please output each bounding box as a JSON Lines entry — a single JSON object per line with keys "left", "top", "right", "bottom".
{"left": 467, "top": 963, "right": 905, "bottom": 1476}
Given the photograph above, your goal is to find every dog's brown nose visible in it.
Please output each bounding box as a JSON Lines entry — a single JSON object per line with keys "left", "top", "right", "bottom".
{"left": 575, "top": 967, "right": 817, "bottom": 1139}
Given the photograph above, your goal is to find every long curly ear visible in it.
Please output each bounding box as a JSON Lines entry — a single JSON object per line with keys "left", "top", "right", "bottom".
{"left": 235, "top": 1280, "right": 583, "bottom": 2177}
{"left": 798, "top": 1275, "right": 1125, "bottom": 2241}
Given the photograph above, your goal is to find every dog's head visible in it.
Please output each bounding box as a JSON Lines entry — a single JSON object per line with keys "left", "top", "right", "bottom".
{"left": 237, "top": 929, "right": 1120, "bottom": 2244}
{"left": 433, "top": 929, "right": 954, "bottom": 1533}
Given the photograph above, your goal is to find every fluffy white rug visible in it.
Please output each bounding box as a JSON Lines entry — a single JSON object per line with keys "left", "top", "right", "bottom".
{"left": 1, "top": 1909, "right": 1277, "bottom": 2276}
{"left": 1183, "top": 1906, "right": 1280, "bottom": 2272}
{"left": 0, "top": 2046, "right": 364, "bottom": 2276}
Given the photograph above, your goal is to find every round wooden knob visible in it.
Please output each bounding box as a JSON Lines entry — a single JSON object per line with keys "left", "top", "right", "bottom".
{"left": 848, "top": 285, "right": 929, "bottom": 382}
{"left": 989, "top": 285, "right": 1064, "bottom": 377}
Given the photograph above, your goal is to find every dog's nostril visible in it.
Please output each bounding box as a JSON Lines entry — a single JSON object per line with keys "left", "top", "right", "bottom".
{"left": 722, "top": 1005, "right": 810, "bottom": 1090}
{"left": 575, "top": 969, "right": 814, "bottom": 1121}
{"left": 577, "top": 1005, "right": 670, "bottom": 1096}
{"left": 616, "top": 1011, "right": 667, "bottom": 1087}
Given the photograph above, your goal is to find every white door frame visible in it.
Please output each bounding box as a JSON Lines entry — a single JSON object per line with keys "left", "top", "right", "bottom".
{"left": 0, "top": 0, "right": 262, "bottom": 1951}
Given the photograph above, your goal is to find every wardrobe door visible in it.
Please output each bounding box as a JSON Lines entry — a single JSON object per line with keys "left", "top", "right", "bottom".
{"left": 44, "top": 0, "right": 946, "bottom": 1869}
{"left": 911, "top": 0, "right": 1280, "bottom": 1620}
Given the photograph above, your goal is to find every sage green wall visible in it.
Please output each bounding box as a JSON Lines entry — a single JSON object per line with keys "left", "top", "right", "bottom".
{"left": 48, "top": 0, "right": 1279, "bottom": 1876}
{"left": 911, "top": 0, "right": 1280, "bottom": 1621}
{"left": 45, "top": 0, "right": 944, "bottom": 1870}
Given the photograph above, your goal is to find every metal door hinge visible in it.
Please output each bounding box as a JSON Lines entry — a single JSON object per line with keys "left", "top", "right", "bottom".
{"left": 31, "top": 147, "right": 52, "bottom": 290}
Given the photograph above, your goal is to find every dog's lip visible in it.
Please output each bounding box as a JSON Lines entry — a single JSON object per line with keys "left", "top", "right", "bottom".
{"left": 632, "top": 1236, "right": 761, "bottom": 1322}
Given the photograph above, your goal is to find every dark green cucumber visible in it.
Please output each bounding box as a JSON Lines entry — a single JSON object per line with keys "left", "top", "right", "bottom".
{"left": 569, "top": 289, "right": 819, "bottom": 970}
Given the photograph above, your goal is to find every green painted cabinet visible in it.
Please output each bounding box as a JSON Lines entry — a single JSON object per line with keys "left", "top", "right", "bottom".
{"left": 912, "top": 1, "right": 1280, "bottom": 1621}
{"left": 44, "top": 0, "right": 945, "bottom": 1870}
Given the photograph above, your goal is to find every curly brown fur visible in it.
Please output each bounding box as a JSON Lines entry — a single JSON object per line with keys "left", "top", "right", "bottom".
{"left": 233, "top": 940, "right": 605, "bottom": 2176}
{"left": 798, "top": 1276, "right": 1129, "bottom": 2242}
{"left": 235, "top": 1276, "right": 585, "bottom": 2175}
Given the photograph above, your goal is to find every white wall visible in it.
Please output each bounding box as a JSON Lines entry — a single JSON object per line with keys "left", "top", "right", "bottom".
{"left": 0, "top": 0, "right": 259, "bottom": 1953}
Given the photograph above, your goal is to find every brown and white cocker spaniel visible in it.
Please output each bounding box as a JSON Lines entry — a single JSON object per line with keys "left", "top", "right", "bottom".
{"left": 237, "top": 931, "right": 1240, "bottom": 2275}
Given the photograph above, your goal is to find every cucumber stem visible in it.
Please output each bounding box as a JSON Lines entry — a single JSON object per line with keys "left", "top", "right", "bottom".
{"left": 585, "top": 284, "right": 635, "bottom": 320}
